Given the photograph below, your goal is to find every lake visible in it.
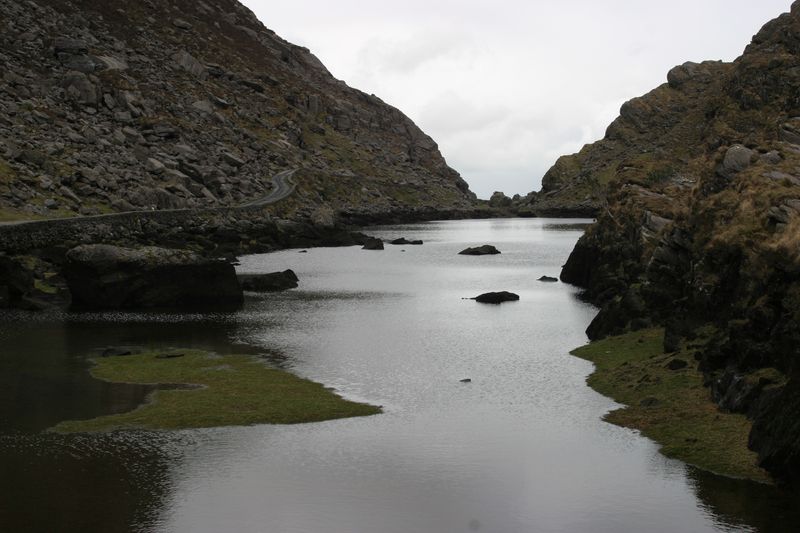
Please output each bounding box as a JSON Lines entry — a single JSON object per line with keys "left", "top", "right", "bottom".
{"left": 0, "top": 218, "right": 797, "bottom": 532}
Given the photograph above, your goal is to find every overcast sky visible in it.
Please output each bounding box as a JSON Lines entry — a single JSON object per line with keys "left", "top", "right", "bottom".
{"left": 242, "top": 1, "right": 792, "bottom": 199}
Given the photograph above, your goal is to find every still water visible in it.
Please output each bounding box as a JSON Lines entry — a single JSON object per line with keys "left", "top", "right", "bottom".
{"left": 0, "top": 218, "right": 797, "bottom": 532}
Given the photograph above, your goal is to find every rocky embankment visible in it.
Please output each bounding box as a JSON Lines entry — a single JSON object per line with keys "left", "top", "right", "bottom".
{"left": 0, "top": 0, "right": 474, "bottom": 223}
{"left": 555, "top": 2, "right": 800, "bottom": 484}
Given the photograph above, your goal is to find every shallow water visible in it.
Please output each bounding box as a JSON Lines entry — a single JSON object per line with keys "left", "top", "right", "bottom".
{"left": 0, "top": 218, "right": 798, "bottom": 532}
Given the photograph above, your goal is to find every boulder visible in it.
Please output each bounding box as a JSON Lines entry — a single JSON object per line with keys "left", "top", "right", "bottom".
{"left": 64, "top": 244, "right": 243, "bottom": 310}
{"left": 472, "top": 291, "right": 520, "bottom": 304}
{"left": 459, "top": 245, "right": 501, "bottom": 256}
{"left": 722, "top": 145, "right": 755, "bottom": 174}
{"left": 362, "top": 238, "right": 384, "bottom": 250}
{"left": 0, "top": 255, "right": 34, "bottom": 309}
{"left": 389, "top": 237, "right": 423, "bottom": 245}
{"left": 238, "top": 269, "right": 299, "bottom": 292}
{"left": 538, "top": 276, "right": 559, "bottom": 282}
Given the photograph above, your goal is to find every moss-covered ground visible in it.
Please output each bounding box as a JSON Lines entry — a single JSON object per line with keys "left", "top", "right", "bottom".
{"left": 572, "top": 328, "right": 771, "bottom": 483}
{"left": 53, "top": 350, "right": 381, "bottom": 432}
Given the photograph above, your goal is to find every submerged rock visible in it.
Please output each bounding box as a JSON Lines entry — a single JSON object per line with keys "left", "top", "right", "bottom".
{"left": 472, "top": 291, "right": 520, "bottom": 304}
{"left": 538, "top": 276, "right": 559, "bottom": 282}
{"left": 239, "top": 269, "right": 299, "bottom": 292}
{"left": 64, "top": 244, "right": 243, "bottom": 310}
{"left": 459, "top": 245, "right": 501, "bottom": 256}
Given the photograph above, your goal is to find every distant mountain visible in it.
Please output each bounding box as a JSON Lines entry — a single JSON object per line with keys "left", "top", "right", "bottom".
{"left": 0, "top": 0, "right": 475, "bottom": 221}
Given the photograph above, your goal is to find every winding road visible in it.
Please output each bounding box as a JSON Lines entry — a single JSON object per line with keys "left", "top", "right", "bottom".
{"left": 238, "top": 169, "right": 296, "bottom": 207}
{"left": 0, "top": 169, "right": 297, "bottom": 227}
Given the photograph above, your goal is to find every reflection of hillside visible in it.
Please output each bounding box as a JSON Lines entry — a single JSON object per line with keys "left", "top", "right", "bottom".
{"left": 0, "top": 312, "right": 256, "bottom": 432}
{"left": 689, "top": 467, "right": 800, "bottom": 531}
{"left": 0, "top": 433, "right": 172, "bottom": 532}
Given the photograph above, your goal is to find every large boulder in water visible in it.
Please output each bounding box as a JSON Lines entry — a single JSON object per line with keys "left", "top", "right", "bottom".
{"left": 459, "top": 245, "right": 501, "bottom": 256}
{"left": 239, "top": 269, "right": 299, "bottom": 292}
{"left": 64, "top": 244, "right": 243, "bottom": 310}
{"left": 362, "top": 238, "right": 384, "bottom": 250}
{"left": 472, "top": 291, "right": 520, "bottom": 304}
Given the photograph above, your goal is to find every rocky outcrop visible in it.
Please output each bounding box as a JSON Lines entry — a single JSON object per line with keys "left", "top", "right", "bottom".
{"left": 553, "top": 2, "right": 800, "bottom": 483}
{"left": 0, "top": 0, "right": 474, "bottom": 223}
{"left": 64, "top": 244, "right": 242, "bottom": 309}
{"left": 472, "top": 291, "right": 519, "bottom": 304}
{"left": 239, "top": 269, "right": 298, "bottom": 292}
{"left": 459, "top": 245, "right": 501, "bottom": 256}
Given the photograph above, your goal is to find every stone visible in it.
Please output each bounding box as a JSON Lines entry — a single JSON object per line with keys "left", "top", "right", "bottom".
{"left": 222, "top": 152, "right": 245, "bottom": 167}
{"left": 722, "top": 144, "right": 755, "bottom": 174}
{"left": 538, "top": 276, "right": 559, "bottom": 282}
{"left": 172, "top": 50, "right": 207, "bottom": 80}
{"left": 145, "top": 157, "right": 166, "bottom": 174}
{"left": 459, "top": 245, "right": 501, "bottom": 256}
{"left": 172, "top": 18, "right": 193, "bottom": 30}
{"left": 760, "top": 150, "right": 782, "bottom": 164}
{"left": 62, "top": 71, "right": 97, "bottom": 105}
{"left": 192, "top": 100, "right": 214, "bottom": 114}
{"left": 52, "top": 37, "right": 88, "bottom": 57}
{"left": 63, "top": 245, "right": 243, "bottom": 310}
{"left": 472, "top": 291, "right": 520, "bottom": 304}
{"left": 362, "top": 238, "right": 384, "bottom": 250}
{"left": 238, "top": 269, "right": 299, "bottom": 292}
{"left": 390, "top": 238, "right": 423, "bottom": 245}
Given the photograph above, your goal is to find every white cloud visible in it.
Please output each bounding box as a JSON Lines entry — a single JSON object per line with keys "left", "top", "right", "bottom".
{"left": 243, "top": 0, "right": 794, "bottom": 199}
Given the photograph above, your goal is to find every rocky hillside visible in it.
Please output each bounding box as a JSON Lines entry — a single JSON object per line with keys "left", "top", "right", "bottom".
{"left": 0, "top": 0, "right": 474, "bottom": 222}
{"left": 555, "top": 2, "right": 800, "bottom": 483}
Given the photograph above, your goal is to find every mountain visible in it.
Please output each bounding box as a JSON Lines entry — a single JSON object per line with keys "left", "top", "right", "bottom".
{"left": 0, "top": 0, "right": 475, "bottom": 222}
{"left": 548, "top": 2, "right": 800, "bottom": 482}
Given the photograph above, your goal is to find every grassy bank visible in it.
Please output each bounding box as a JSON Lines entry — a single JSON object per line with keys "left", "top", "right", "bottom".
{"left": 572, "top": 328, "right": 771, "bottom": 483}
{"left": 53, "top": 350, "right": 380, "bottom": 432}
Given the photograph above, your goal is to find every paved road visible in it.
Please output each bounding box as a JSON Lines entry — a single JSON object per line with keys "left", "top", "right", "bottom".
{"left": 0, "top": 169, "right": 297, "bottom": 228}
{"left": 238, "top": 169, "right": 296, "bottom": 207}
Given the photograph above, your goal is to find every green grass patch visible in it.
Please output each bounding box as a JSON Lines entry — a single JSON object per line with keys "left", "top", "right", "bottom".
{"left": 53, "top": 350, "right": 381, "bottom": 432}
{"left": 572, "top": 328, "right": 771, "bottom": 483}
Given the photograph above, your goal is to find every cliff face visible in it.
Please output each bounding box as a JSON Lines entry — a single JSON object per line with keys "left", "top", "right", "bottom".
{"left": 0, "top": 0, "right": 474, "bottom": 222}
{"left": 555, "top": 2, "right": 800, "bottom": 483}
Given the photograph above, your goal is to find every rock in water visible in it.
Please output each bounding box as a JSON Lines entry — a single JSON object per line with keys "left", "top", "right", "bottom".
{"left": 239, "top": 270, "right": 299, "bottom": 292}
{"left": 538, "top": 276, "right": 559, "bottom": 282}
{"left": 390, "top": 238, "right": 423, "bottom": 245}
{"left": 472, "top": 291, "right": 520, "bottom": 304}
{"left": 459, "top": 245, "right": 501, "bottom": 256}
{"left": 362, "top": 238, "right": 384, "bottom": 250}
{"left": 64, "top": 245, "right": 243, "bottom": 310}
